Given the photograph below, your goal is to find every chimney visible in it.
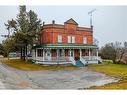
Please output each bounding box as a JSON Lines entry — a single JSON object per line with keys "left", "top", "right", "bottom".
{"left": 52, "top": 20, "right": 55, "bottom": 24}
{"left": 43, "top": 22, "right": 45, "bottom": 26}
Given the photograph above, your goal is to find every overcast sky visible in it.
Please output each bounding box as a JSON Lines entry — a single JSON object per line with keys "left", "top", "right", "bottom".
{"left": 0, "top": 6, "right": 127, "bottom": 47}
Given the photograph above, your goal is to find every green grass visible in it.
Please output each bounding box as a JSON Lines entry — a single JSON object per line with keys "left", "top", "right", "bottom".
{"left": 2, "top": 59, "right": 77, "bottom": 71}
{"left": 87, "top": 61, "right": 127, "bottom": 79}
{"left": 87, "top": 60, "right": 127, "bottom": 89}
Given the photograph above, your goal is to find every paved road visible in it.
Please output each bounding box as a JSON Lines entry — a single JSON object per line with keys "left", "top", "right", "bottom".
{"left": 0, "top": 61, "right": 119, "bottom": 89}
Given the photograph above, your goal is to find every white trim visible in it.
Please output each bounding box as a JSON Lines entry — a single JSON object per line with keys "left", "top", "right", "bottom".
{"left": 68, "top": 36, "right": 71, "bottom": 43}
{"left": 72, "top": 36, "right": 75, "bottom": 43}
{"left": 43, "top": 49, "right": 44, "bottom": 61}
{"left": 69, "top": 49, "right": 74, "bottom": 57}
{"left": 89, "top": 49, "right": 91, "bottom": 60}
{"left": 58, "top": 35, "right": 62, "bottom": 43}
{"left": 96, "top": 49, "right": 98, "bottom": 57}
{"left": 80, "top": 49, "right": 82, "bottom": 57}
{"left": 83, "top": 37, "right": 87, "bottom": 44}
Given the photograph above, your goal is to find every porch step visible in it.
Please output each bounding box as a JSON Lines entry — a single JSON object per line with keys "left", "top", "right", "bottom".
{"left": 75, "top": 60, "right": 85, "bottom": 67}
{"left": 80, "top": 57, "right": 86, "bottom": 65}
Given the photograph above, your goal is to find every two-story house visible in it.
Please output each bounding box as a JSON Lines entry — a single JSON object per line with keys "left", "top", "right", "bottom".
{"left": 32, "top": 18, "right": 101, "bottom": 66}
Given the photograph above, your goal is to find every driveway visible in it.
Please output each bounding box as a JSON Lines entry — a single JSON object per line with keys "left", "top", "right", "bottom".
{"left": 0, "top": 61, "right": 118, "bottom": 89}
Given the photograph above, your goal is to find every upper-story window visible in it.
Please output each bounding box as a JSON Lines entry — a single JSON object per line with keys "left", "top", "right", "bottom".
{"left": 72, "top": 36, "right": 75, "bottom": 43}
{"left": 68, "top": 36, "right": 75, "bottom": 43}
{"left": 58, "top": 35, "right": 62, "bottom": 43}
{"left": 68, "top": 36, "right": 71, "bottom": 43}
{"left": 83, "top": 37, "right": 87, "bottom": 44}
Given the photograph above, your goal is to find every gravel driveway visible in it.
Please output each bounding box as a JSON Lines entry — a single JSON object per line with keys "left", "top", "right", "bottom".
{"left": 0, "top": 61, "right": 119, "bottom": 89}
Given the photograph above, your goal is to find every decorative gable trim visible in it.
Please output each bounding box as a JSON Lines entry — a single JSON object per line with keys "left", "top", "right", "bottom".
{"left": 64, "top": 18, "right": 78, "bottom": 25}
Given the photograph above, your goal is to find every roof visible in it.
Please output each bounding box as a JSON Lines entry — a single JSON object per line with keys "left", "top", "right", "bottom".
{"left": 33, "top": 44, "right": 98, "bottom": 49}
{"left": 64, "top": 18, "right": 78, "bottom": 25}
{"left": 43, "top": 24, "right": 64, "bottom": 29}
{"left": 42, "top": 18, "right": 92, "bottom": 32}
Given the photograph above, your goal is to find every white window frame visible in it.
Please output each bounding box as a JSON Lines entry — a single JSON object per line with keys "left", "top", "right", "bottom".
{"left": 58, "top": 35, "right": 62, "bottom": 43}
{"left": 72, "top": 36, "right": 75, "bottom": 43}
{"left": 68, "top": 36, "right": 71, "bottom": 43}
{"left": 83, "top": 37, "right": 87, "bottom": 44}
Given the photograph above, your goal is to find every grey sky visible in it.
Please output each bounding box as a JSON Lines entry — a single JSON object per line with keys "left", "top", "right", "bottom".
{"left": 0, "top": 6, "right": 127, "bottom": 47}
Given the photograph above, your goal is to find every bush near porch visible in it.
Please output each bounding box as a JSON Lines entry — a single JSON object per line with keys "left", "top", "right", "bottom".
{"left": 87, "top": 60, "right": 127, "bottom": 89}
{"left": 2, "top": 59, "right": 77, "bottom": 71}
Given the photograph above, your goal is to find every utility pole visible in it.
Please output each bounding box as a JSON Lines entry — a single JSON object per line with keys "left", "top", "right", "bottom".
{"left": 88, "top": 9, "right": 96, "bottom": 31}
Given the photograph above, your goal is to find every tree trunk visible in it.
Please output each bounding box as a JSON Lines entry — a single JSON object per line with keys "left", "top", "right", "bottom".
{"left": 23, "top": 46, "right": 25, "bottom": 61}
{"left": 20, "top": 47, "right": 23, "bottom": 60}
{"left": 118, "top": 51, "right": 125, "bottom": 63}
{"left": 25, "top": 44, "right": 28, "bottom": 62}
{"left": 7, "top": 53, "right": 9, "bottom": 60}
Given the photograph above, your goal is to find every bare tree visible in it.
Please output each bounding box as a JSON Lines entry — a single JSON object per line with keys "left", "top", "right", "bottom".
{"left": 118, "top": 42, "right": 127, "bottom": 63}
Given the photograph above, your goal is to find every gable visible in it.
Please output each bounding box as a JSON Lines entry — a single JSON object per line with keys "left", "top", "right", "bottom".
{"left": 65, "top": 18, "right": 78, "bottom": 25}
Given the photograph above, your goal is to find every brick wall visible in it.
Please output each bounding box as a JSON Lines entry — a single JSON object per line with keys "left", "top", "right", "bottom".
{"left": 41, "top": 21, "right": 93, "bottom": 45}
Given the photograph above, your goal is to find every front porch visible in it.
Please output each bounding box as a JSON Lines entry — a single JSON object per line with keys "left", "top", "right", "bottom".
{"left": 32, "top": 44, "right": 102, "bottom": 65}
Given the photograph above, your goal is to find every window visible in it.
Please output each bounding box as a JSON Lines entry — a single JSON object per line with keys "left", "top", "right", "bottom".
{"left": 37, "top": 49, "right": 43, "bottom": 57}
{"left": 72, "top": 36, "right": 75, "bottom": 43}
{"left": 83, "top": 37, "right": 87, "bottom": 44}
{"left": 58, "top": 35, "right": 62, "bottom": 43}
{"left": 68, "top": 36, "right": 75, "bottom": 43}
{"left": 68, "top": 36, "right": 71, "bottom": 43}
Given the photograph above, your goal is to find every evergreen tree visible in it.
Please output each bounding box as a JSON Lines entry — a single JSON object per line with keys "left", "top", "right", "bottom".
{"left": 4, "top": 5, "right": 41, "bottom": 61}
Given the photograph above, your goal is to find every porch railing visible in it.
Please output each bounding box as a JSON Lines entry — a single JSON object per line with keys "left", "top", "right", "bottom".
{"left": 33, "top": 56, "right": 102, "bottom": 63}
{"left": 35, "top": 57, "right": 70, "bottom": 62}
{"left": 82, "top": 56, "right": 102, "bottom": 61}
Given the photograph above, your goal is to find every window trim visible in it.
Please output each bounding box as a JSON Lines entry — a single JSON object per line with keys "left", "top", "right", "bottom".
{"left": 72, "top": 36, "right": 75, "bottom": 43}
{"left": 58, "top": 35, "right": 62, "bottom": 43}
{"left": 83, "top": 37, "right": 87, "bottom": 44}
{"left": 68, "top": 36, "right": 71, "bottom": 43}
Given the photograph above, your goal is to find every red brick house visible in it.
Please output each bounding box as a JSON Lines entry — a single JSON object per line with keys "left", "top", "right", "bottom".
{"left": 32, "top": 18, "right": 101, "bottom": 66}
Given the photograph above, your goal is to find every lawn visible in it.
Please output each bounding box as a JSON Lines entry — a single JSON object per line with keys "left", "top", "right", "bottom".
{"left": 2, "top": 59, "right": 77, "bottom": 71}
{"left": 87, "top": 60, "right": 127, "bottom": 89}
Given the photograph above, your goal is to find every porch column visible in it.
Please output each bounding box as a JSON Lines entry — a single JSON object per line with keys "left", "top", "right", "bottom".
{"left": 33, "top": 49, "right": 36, "bottom": 60}
{"left": 97, "top": 49, "right": 98, "bottom": 57}
{"left": 63, "top": 49, "right": 65, "bottom": 57}
{"left": 57, "top": 49, "right": 59, "bottom": 60}
{"left": 96, "top": 49, "right": 98, "bottom": 57}
{"left": 80, "top": 49, "right": 82, "bottom": 58}
{"left": 36, "top": 49, "right": 38, "bottom": 57}
{"left": 43, "top": 48, "right": 44, "bottom": 61}
{"left": 69, "top": 49, "right": 71, "bottom": 58}
{"left": 89, "top": 49, "right": 91, "bottom": 60}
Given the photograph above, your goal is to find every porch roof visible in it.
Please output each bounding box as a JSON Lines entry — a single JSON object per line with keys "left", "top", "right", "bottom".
{"left": 33, "top": 44, "right": 98, "bottom": 49}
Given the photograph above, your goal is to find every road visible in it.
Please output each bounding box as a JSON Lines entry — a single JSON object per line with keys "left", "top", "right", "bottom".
{"left": 0, "top": 60, "right": 119, "bottom": 89}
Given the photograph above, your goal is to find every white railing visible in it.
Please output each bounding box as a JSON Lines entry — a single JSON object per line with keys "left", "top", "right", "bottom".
{"left": 83, "top": 56, "right": 97, "bottom": 60}
{"left": 35, "top": 57, "right": 70, "bottom": 62}
{"left": 82, "top": 56, "right": 102, "bottom": 62}
{"left": 69, "top": 57, "right": 76, "bottom": 65}
{"left": 50, "top": 57, "right": 70, "bottom": 61}
{"left": 80, "top": 57, "right": 86, "bottom": 65}
{"left": 33, "top": 56, "right": 102, "bottom": 64}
